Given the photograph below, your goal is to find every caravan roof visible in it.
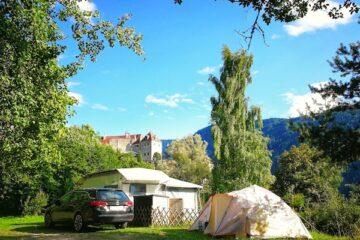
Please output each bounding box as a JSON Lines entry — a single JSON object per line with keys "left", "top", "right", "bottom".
{"left": 80, "top": 168, "right": 202, "bottom": 189}
{"left": 117, "top": 168, "right": 168, "bottom": 183}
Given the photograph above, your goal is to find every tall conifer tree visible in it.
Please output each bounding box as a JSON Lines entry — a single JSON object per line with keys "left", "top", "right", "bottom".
{"left": 210, "top": 46, "right": 274, "bottom": 192}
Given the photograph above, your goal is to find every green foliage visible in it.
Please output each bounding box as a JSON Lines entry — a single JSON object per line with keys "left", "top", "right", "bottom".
{"left": 0, "top": 0, "right": 142, "bottom": 215}
{"left": 310, "top": 42, "right": 359, "bottom": 112}
{"left": 52, "top": 125, "right": 120, "bottom": 198}
{"left": 153, "top": 152, "right": 162, "bottom": 162}
{"left": 22, "top": 191, "right": 48, "bottom": 216}
{"left": 210, "top": 46, "right": 274, "bottom": 192}
{"left": 283, "top": 193, "right": 305, "bottom": 210}
{"left": 302, "top": 196, "right": 360, "bottom": 238}
{"left": 294, "top": 42, "right": 359, "bottom": 166}
{"left": 119, "top": 153, "right": 154, "bottom": 169}
{"left": 274, "top": 144, "right": 342, "bottom": 205}
{"left": 285, "top": 42, "right": 360, "bottom": 239}
{"left": 157, "top": 134, "right": 211, "bottom": 185}
{"left": 174, "top": 1, "right": 359, "bottom": 26}
{"left": 54, "top": 125, "right": 154, "bottom": 200}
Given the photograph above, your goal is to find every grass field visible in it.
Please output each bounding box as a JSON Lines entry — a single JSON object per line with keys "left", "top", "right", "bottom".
{"left": 0, "top": 216, "right": 350, "bottom": 240}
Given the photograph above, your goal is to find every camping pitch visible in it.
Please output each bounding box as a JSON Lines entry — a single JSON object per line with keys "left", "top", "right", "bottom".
{"left": 190, "top": 185, "right": 312, "bottom": 239}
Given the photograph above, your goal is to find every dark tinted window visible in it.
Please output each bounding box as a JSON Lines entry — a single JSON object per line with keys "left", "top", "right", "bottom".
{"left": 69, "top": 192, "right": 80, "bottom": 202}
{"left": 130, "top": 183, "right": 146, "bottom": 196}
{"left": 97, "top": 190, "right": 128, "bottom": 201}
{"left": 60, "top": 192, "right": 74, "bottom": 204}
{"left": 73, "top": 191, "right": 90, "bottom": 201}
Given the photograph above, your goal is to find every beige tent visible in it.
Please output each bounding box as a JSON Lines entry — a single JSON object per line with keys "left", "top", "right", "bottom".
{"left": 190, "top": 185, "right": 312, "bottom": 239}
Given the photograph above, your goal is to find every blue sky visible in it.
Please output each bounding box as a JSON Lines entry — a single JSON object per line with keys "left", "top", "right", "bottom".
{"left": 63, "top": 0, "right": 359, "bottom": 139}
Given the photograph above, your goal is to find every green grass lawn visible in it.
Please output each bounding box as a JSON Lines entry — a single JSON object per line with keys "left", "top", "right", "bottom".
{"left": 0, "top": 216, "right": 350, "bottom": 240}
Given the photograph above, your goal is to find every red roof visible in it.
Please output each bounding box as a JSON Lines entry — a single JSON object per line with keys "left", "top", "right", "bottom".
{"left": 142, "top": 132, "right": 159, "bottom": 142}
{"left": 101, "top": 134, "right": 142, "bottom": 144}
{"left": 101, "top": 132, "right": 159, "bottom": 145}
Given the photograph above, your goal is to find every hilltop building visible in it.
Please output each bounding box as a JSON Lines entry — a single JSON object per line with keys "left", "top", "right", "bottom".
{"left": 101, "top": 132, "right": 162, "bottom": 162}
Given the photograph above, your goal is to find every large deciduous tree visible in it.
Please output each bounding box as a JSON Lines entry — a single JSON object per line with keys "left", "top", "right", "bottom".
{"left": 0, "top": 0, "right": 142, "bottom": 214}
{"left": 210, "top": 46, "right": 274, "bottom": 192}
{"left": 53, "top": 125, "right": 120, "bottom": 199}
{"left": 274, "top": 144, "right": 342, "bottom": 206}
{"left": 157, "top": 134, "right": 212, "bottom": 185}
{"left": 54, "top": 125, "right": 153, "bottom": 199}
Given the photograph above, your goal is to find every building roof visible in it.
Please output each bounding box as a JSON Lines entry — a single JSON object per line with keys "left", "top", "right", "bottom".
{"left": 101, "top": 134, "right": 142, "bottom": 144}
{"left": 164, "top": 177, "right": 203, "bottom": 189}
{"left": 101, "top": 132, "right": 160, "bottom": 144}
{"left": 117, "top": 168, "right": 169, "bottom": 184}
{"left": 79, "top": 168, "right": 202, "bottom": 189}
{"left": 116, "top": 168, "right": 202, "bottom": 189}
{"left": 141, "top": 132, "right": 159, "bottom": 142}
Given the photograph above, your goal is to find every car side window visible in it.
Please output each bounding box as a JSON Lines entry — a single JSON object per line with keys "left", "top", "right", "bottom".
{"left": 60, "top": 192, "right": 73, "bottom": 204}
{"left": 71, "top": 192, "right": 85, "bottom": 202}
{"left": 80, "top": 192, "right": 91, "bottom": 201}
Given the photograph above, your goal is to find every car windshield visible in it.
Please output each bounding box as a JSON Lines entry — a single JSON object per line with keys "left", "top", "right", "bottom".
{"left": 97, "top": 190, "right": 128, "bottom": 201}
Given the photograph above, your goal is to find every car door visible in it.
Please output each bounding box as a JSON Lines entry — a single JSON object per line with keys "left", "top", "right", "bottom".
{"left": 52, "top": 192, "right": 73, "bottom": 222}
{"left": 62, "top": 191, "right": 82, "bottom": 221}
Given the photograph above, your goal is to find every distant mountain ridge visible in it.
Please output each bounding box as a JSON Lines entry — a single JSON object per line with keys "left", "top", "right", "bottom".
{"left": 162, "top": 111, "right": 359, "bottom": 194}
{"left": 162, "top": 117, "right": 300, "bottom": 171}
{"left": 193, "top": 118, "right": 300, "bottom": 172}
{"left": 162, "top": 111, "right": 360, "bottom": 174}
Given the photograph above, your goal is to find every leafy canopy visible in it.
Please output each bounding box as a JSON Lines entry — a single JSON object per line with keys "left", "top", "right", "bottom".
{"left": 175, "top": 0, "right": 359, "bottom": 25}
{"left": 0, "top": 0, "right": 142, "bottom": 214}
{"left": 175, "top": 1, "right": 359, "bottom": 48}
{"left": 295, "top": 42, "right": 360, "bottom": 166}
{"left": 210, "top": 46, "right": 274, "bottom": 192}
{"left": 157, "top": 134, "right": 212, "bottom": 185}
{"left": 310, "top": 41, "right": 359, "bottom": 112}
{"left": 274, "top": 144, "right": 342, "bottom": 206}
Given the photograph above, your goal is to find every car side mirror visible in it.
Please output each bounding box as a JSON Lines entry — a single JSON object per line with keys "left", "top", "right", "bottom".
{"left": 55, "top": 200, "right": 61, "bottom": 206}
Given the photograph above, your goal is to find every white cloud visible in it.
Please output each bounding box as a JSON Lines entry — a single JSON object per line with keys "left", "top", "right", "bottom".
{"left": 148, "top": 111, "right": 155, "bottom": 116}
{"left": 251, "top": 70, "right": 259, "bottom": 76}
{"left": 284, "top": 1, "right": 353, "bottom": 36}
{"left": 57, "top": 54, "right": 65, "bottom": 61}
{"left": 92, "top": 103, "right": 109, "bottom": 111}
{"left": 67, "top": 82, "right": 81, "bottom": 87}
{"left": 145, "top": 93, "right": 193, "bottom": 107}
{"left": 197, "top": 66, "right": 217, "bottom": 75}
{"left": 68, "top": 92, "right": 85, "bottom": 106}
{"left": 197, "top": 81, "right": 205, "bottom": 86}
{"left": 282, "top": 82, "right": 338, "bottom": 117}
{"left": 271, "top": 34, "right": 281, "bottom": 40}
{"left": 77, "top": 0, "right": 96, "bottom": 12}
{"left": 117, "top": 107, "right": 127, "bottom": 112}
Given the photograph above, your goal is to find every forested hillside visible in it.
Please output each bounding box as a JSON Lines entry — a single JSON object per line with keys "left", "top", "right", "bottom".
{"left": 163, "top": 111, "right": 359, "bottom": 175}
{"left": 193, "top": 118, "right": 299, "bottom": 171}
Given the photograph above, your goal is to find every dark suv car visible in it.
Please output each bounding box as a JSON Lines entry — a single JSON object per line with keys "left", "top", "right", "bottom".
{"left": 44, "top": 188, "right": 134, "bottom": 232}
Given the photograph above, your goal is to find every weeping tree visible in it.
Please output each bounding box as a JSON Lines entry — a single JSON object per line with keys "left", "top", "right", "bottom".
{"left": 210, "top": 46, "right": 274, "bottom": 192}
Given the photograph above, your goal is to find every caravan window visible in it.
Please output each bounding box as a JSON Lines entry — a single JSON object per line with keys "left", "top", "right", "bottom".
{"left": 130, "top": 183, "right": 146, "bottom": 196}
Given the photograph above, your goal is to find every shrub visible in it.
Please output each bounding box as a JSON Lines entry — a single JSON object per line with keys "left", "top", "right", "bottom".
{"left": 302, "top": 197, "right": 360, "bottom": 238}
{"left": 284, "top": 193, "right": 305, "bottom": 210}
{"left": 22, "top": 191, "right": 48, "bottom": 216}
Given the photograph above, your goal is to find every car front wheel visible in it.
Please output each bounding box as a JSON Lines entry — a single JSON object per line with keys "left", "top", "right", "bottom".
{"left": 73, "top": 213, "right": 86, "bottom": 232}
{"left": 44, "top": 212, "right": 54, "bottom": 228}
